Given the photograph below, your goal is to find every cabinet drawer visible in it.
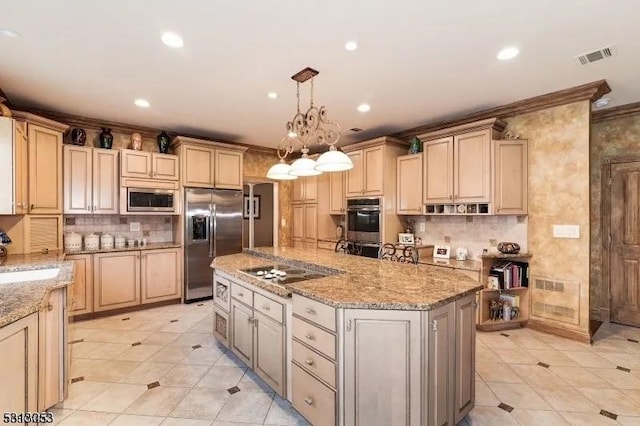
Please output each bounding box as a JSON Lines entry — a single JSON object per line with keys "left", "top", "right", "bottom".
{"left": 293, "top": 317, "right": 336, "bottom": 360}
{"left": 293, "top": 339, "right": 336, "bottom": 388}
{"left": 292, "top": 363, "right": 336, "bottom": 426}
{"left": 254, "top": 293, "right": 284, "bottom": 324}
{"left": 231, "top": 282, "right": 253, "bottom": 306}
{"left": 293, "top": 294, "right": 336, "bottom": 332}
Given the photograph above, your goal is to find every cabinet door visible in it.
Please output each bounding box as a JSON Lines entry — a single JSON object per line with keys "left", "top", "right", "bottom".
{"left": 454, "top": 129, "right": 491, "bottom": 203}
{"left": 93, "top": 251, "right": 141, "bottom": 312}
{"left": 254, "top": 311, "right": 285, "bottom": 396}
{"left": 67, "top": 254, "right": 93, "bottom": 316}
{"left": 397, "top": 153, "right": 423, "bottom": 215}
{"left": 345, "top": 150, "right": 364, "bottom": 197}
{"left": 182, "top": 145, "right": 214, "bottom": 187}
{"left": 63, "top": 145, "right": 92, "bottom": 214}
{"left": 141, "top": 248, "right": 181, "bottom": 303}
{"left": 93, "top": 149, "right": 119, "bottom": 214}
{"left": 215, "top": 149, "right": 243, "bottom": 189}
{"left": 329, "top": 171, "right": 345, "bottom": 214}
{"left": 292, "top": 205, "right": 304, "bottom": 241}
{"left": 344, "top": 309, "right": 421, "bottom": 426}
{"left": 304, "top": 204, "right": 317, "bottom": 242}
{"left": 0, "top": 313, "right": 38, "bottom": 412}
{"left": 14, "top": 122, "right": 29, "bottom": 214}
{"left": 424, "top": 137, "right": 453, "bottom": 203}
{"left": 493, "top": 140, "right": 528, "bottom": 215}
{"left": 213, "top": 305, "right": 230, "bottom": 349}
{"left": 427, "top": 302, "right": 455, "bottom": 426}
{"left": 25, "top": 215, "right": 62, "bottom": 254}
{"left": 304, "top": 176, "right": 318, "bottom": 203}
{"left": 454, "top": 295, "right": 476, "bottom": 424}
{"left": 230, "top": 299, "right": 254, "bottom": 367}
{"left": 38, "top": 288, "right": 65, "bottom": 410}
{"left": 293, "top": 178, "right": 305, "bottom": 203}
{"left": 152, "top": 153, "right": 179, "bottom": 181}
{"left": 28, "top": 124, "right": 62, "bottom": 214}
{"left": 121, "top": 149, "right": 152, "bottom": 179}
{"left": 363, "top": 146, "right": 384, "bottom": 196}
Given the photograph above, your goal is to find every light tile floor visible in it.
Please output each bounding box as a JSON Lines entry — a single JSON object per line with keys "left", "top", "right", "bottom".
{"left": 52, "top": 301, "right": 640, "bottom": 426}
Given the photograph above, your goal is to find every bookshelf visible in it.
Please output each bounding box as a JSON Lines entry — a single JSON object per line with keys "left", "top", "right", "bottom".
{"left": 477, "top": 253, "right": 532, "bottom": 332}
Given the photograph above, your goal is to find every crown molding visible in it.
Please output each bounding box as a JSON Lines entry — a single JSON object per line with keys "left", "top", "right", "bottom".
{"left": 11, "top": 110, "right": 69, "bottom": 132}
{"left": 171, "top": 135, "right": 248, "bottom": 153}
{"left": 391, "top": 80, "right": 611, "bottom": 140}
{"left": 592, "top": 101, "right": 640, "bottom": 123}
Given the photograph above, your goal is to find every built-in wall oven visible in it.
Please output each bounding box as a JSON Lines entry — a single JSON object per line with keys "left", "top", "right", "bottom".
{"left": 346, "top": 198, "right": 381, "bottom": 258}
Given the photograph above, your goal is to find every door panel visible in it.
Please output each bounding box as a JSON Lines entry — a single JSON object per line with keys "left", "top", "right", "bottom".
{"left": 14, "top": 122, "right": 29, "bottom": 214}
{"left": 183, "top": 146, "right": 214, "bottom": 187}
{"left": 254, "top": 311, "right": 285, "bottom": 396}
{"left": 93, "top": 252, "right": 140, "bottom": 311}
{"left": 363, "top": 146, "right": 384, "bottom": 195}
{"left": 93, "top": 149, "right": 119, "bottom": 214}
{"left": 346, "top": 151, "right": 364, "bottom": 197}
{"left": 424, "top": 137, "right": 453, "bottom": 203}
{"left": 212, "top": 190, "right": 243, "bottom": 257}
{"left": 454, "top": 130, "right": 490, "bottom": 203}
{"left": 67, "top": 254, "right": 93, "bottom": 315}
{"left": 293, "top": 205, "right": 304, "bottom": 241}
{"left": 329, "top": 171, "right": 345, "bottom": 214}
{"left": 454, "top": 295, "right": 476, "bottom": 424}
{"left": 427, "top": 302, "right": 455, "bottom": 426}
{"left": 121, "top": 149, "right": 152, "bottom": 179}
{"left": 141, "top": 248, "right": 181, "bottom": 303}
{"left": 230, "top": 299, "right": 254, "bottom": 366}
{"left": 493, "top": 140, "right": 528, "bottom": 215}
{"left": 153, "top": 153, "right": 179, "bottom": 181}
{"left": 397, "top": 154, "right": 423, "bottom": 214}
{"left": 0, "top": 313, "right": 38, "bottom": 412}
{"left": 28, "top": 124, "right": 62, "bottom": 213}
{"left": 215, "top": 149, "right": 243, "bottom": 189}
{"left": 63, "top": 146, "right": 92, "bottom": 214}
{"left": 304, "top": 204, "right": 317, "bottom": 242}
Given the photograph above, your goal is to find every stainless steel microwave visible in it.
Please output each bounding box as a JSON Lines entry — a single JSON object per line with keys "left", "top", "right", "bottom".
{"left": 126, "top": 188, "right": 178, "bottom": 213}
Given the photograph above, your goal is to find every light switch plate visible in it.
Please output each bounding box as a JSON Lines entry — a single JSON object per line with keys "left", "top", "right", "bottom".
{"left": 130, "top": 222, "right": 141, "bottom": 232}
{"left": 418, "top": 222, "right": 425, "bottom": 232}
{"left": 553, "top": 224, "right": 580, "bottom": 239}
{"left": 281, "top": 218, "right": 286, "bottom": 227}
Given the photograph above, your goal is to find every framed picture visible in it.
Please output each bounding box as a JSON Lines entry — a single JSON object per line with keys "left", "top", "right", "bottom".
{"left": 243, "top": 195, "right": 261, "bottom": 219}
{"left": 398, "top": 233, "right": 415, "bottom": 245}
{"left": 433, "top": 244, "right": 451, "bottom": 259}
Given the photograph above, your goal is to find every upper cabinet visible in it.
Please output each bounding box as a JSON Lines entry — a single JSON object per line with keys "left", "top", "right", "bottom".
{"left": 152, "top": 153, "right": 179, "bottom": 181}
{"left": 454, "top": 129, "right": 492, "bottom": 203}
{"left": 292, "top": 176, "right": 318, "bottom": 204}
{"left": 396, "top": 153, "right": 423, "bottom": 215}
{"left": 120, "top": 149, "right": 179, "bottom": 182}
{"left": 345, "top": 150, "right": 364, "bottom": 197}
{"left": 172, "top": 137, "right": 247, "bottom": 190}
{"left": 64, "top": 146, "right": 119, "bottom": 214}
{"left": 329, "top": 171, "right": 345, "bottom": 214}
{"left": 423, "top": 137, "right": 453, "bottom": 203}
{"left": 493, "top": 139, "right": 528, "bottom": 215}
{"left": 14, "top": 122, "right": 29, "bottom": 214}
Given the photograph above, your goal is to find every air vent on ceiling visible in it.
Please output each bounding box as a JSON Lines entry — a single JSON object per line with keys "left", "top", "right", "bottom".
{"left": 575, "top": 45, "right": 617, "bottom": 66}
{"left": 350, "top": 128, "right": 363, "bottom": 132}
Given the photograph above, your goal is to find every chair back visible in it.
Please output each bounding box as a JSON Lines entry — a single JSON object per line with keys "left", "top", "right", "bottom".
{"left": 378, "top": 243, "right": 419, "bottom": 264}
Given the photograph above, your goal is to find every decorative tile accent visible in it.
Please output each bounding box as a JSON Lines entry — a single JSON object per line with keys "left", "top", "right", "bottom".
{"left": 122, "top": 317, "right": 130, "bottom": 321}
{"left": 120, "top": 217, "right": 128, "bottom": 224}
{"left": 628, "top": 338, "right": 639, "bottom": 343}
{"left": 170, "top": 319, "right": 178, "bottom": 323}
{"left": 600, "top": 409, "right": 617, "bottom": 420}
{"left": 71, "top": 376, "right": 84, "bottom": 383}
{"left": 192, "top": 344, "right": 202, "bottom": 350}
{"left": 498, "top": 402, "right": 513, "bottom": 412}
{"left": 147, "top": 381, "right": 160, "bottom": 390}
{"left": 65, "top": 217, "right": 76, "bottom": 225}
{"left": 500, "top": 333, "right": 510, "bottom": 337}
{"left": 537, "top": 362, "right": 550, "bottom": 368}
{"left": 197, "top": 303, "right": 204, "bottom": 307}
{"left": 617, "top": 366, "right": 631, "bottom": 373}
{"left": 132, "top": 342, "right": 141, "bottom": 347}
{"left": 227, "top": 386, "right": 241, "bottom": 395}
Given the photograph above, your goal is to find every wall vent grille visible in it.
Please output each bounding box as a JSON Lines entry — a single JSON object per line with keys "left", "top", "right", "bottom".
{"left": 575, "top": 45, "right": 617, "bottom": 66}
{"left": 531, "top": 277, "right": 580, "bottom": 325}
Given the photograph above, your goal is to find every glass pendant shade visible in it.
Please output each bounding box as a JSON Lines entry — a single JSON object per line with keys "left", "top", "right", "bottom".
{"left": 266, "top": 160, "right": 298, "bottom": 180}
{"left": 289, "top": 155, "right": 322, "bottom": 176}
{"left": 314, "top": 147, "right": 354, "bottom": 172}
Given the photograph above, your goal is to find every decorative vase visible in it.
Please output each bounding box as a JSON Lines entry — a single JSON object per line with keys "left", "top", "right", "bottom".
{"left": 99, "top": 128, "right": 114, "bottom": 149}
{"left": 408, "top": 136, "right": 422, "bottom": 154}
{"left": 70, "top": 128, "right": 87, "bottom": 146}
{"left": 497, "top": 242, "right": 520, "bottom": 254}
{"left": 157, "top": 131, "right": 170, "bottom": 154}
{"left": 130, "top": 132, "right": 142, "bottom": 151}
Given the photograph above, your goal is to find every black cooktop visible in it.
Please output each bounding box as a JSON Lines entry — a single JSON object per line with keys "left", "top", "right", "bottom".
{"left": 239, "top": 264, "right": 327, "bottom": 285}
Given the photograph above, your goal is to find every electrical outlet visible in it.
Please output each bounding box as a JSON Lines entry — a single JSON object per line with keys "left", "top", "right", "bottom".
{"left": 489, "top": 239, "right": 498, "bottom": 246}
{"left": 444, "top": 236, "right": 451, "bottom": 243}
{"left": 517, "top": 216, "right": 526, "bottom": 223}
{"left": 281, "top": 218, "right": 286, "bottom": 227}
{"left": 418, "top": 222, "right": 425, "bottom": 232}
{"left": 130, "top": 222, "right": 141, "bottom": 232}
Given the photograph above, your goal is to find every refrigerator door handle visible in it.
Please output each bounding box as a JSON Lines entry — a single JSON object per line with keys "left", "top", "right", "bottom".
{"left": 212, "top": 204, "right": 217, "bottom": 258}
{"left": 208, "top": 205, "right": 214, "bottom": 258}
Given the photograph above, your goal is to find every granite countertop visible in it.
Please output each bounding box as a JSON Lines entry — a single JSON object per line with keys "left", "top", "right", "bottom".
{"left": 418, "top": 257, "right": 481, "bottom": 272}
{"left": 0, "top": 254, "right": 75, "bottom": 328}
{"left": 212, "top": 247, "right": 483, "bottom": 310}
{"left": 66, "top": 242, "right": 181, "bottom": 255}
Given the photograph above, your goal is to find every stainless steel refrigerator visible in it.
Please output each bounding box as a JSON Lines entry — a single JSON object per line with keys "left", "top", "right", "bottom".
{"left": 184, "top": 188, "right": 243, "bottom": 302}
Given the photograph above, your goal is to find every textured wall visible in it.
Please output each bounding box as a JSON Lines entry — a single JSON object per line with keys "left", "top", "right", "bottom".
{"left": 590, "top": 111, "right": 640, "bottom": 319}
{"left": 243, "top": 183, "right": 275, "bottom": 247}
{"left": 504, "top": 101, "right": 591, "bottom": 335}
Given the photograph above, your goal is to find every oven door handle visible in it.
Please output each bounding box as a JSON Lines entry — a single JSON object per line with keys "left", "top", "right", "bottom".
{"left": 347, "top": 207, "right": 381, "bottom": 212}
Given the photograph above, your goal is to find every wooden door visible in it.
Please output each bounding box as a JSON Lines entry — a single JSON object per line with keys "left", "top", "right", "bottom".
{"left": 0, "top": 313, "right": 38, "bottom": 412}
{"left": 293, "top": 177, "right": 305, "bottom": 203}
{"left": 230, "top": 299, "right": 254, "bottom": 367}
{"left": 14, "top": 122, "right": 29, "bottom": 214}
{"left": 92, "top": 149, "right": 119, "bottom": 214}
{"left": 182, "top": 145, "right": 214, "bottom": 187}
{"left": 38, "top": 288, "right": 65, "bottom": 410}
{"left": 254, "top": 311, "right": 285, "bottom": 396}
{"left": 397, "top": 153, "right": 423, "bottom": 215}
{"left": 363, "top": 146, "right": 384, "bottom": 196}
{"left": 304, "top": 176, "right": 318, "bottom": 203}
{"left": 63, "top": 145, "right": 92, "bottom": 214}
{"left": 329, "top": 171, "right": 345, "bottom": 214}
{"left": 454, "top": 129, "right": 491, "bottom": 203}
{"left": 93, "top": 251, "right": 141, "bottom": 311}
{"left": 121, "top": 149, "right": 152, "bottom": 179}
{"left": 141, "top": 248, "right": 181, "bottom": 303}
{"left": 611, "top": 161, "right": 640, "bottom": 327}
{"left": 67, "top": 254, "right": 93, "bottom": 316}
{"left": 152, "top": 153, "right": 179, "bottom": 181}
{"left": 28, "top": 124, "right": 62, "bottom": 214}
{"left": 293, "top": 205, "right": 304, "bottom": 242}
{"left": 346, "top": 150, "right": 364, "bottom": 197}
{"left": 454, "top": 294, "right": 476, "bottom": 424}
{"left": 304, "top": 204, "right": 317, "bottom": 242}
{"left": 493, "top": 140, "right": 528, "bottom": 215}
{"left": 424, "top": 137, "right": 453, "bottom": 203}
{"left": 25, "top": 215, "right": 62, "bottom": 254}
{"left": 344, "top": 309, "right": 421, "bottom": 426}
{"left": 215, "top": 149, "right": 243, "bottom": 189}
{"left": 427, "top": 302, "right": 455, "bottom": 426}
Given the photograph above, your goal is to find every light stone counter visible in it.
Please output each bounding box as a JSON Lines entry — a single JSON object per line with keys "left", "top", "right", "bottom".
{"left": 212, "top": 246, "right": 483, "bottom": 310}
{"left": 67, "top": 241, "right": 181, "bottom": 255}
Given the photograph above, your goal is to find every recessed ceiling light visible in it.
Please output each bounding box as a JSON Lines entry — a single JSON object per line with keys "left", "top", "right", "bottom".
{"left": 345, "top": 41, "right": 358, "bottom": 51}
{"left": 161, "top": 32, "right": 184, "bottom": 48}
{"left": 134, "top": 99, "right": 150, "bottom": 108}
{"left": 595, "top": 98, "right": 610, "bottom": 108}
{"left": 357, "top": 103, "right": 371, "bottom": 113}
{"left": 497, "top": 46, "right": 519, "bottom": 60}
{"left": 0, "top": 28, "right": 20, "bottom": 38}
{"left": 267, "top": 92, "right": 278, "bottom": 99}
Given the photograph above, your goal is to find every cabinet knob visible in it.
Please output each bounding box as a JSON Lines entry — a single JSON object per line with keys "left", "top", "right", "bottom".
{"left": 304, "top": 397, "right": 314, "bottom": 406}
{"left": 30, "top": 204, "right": 34, "bottom": 210}
{"left": 262, "top": 304, "right": 270, "bottom": 311}
{"left": 47, "top": 303, "right": 53, "bottom": 311}
{"left": 305, "top": 333, "right": 315, "bottom": 340}
{"left": 87, "top": 206, "right": 91, "bottom": 211}
{"left": 304, "top": 307, "right": 316, "bottom": 315}
{"left": 238, "top": 292, "right": 244, "bottom": 297}
{"left": 304, "top": 359, "right": 314, "bottom": 366}
{"left": 94, "top": 205, "right": 97, "bottom": 211}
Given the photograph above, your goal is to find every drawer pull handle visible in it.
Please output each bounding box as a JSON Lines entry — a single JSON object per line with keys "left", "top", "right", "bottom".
{"left": 238, "top": 292, "right": 244, "bottom": 297}
{"left": 305, "top": 359, "right": 314, "bottom": 366}
{"left": 304, "top": 397, "right": 314, "bottom": 406}
{"left": 305, "top": 307, "right": 316, "bottom": 315}
{"left": 305, "top": 333, "right": 315, "bottom": 340}
{"left": 262, "top": 304, "right": 270, "bottom": 311}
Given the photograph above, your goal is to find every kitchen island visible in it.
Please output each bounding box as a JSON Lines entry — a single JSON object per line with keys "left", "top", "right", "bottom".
{"left": 211, "top": 247, "right": 483, "bottom": 426}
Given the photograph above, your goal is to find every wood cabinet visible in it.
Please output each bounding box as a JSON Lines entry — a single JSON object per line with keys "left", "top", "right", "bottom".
{"left": 427, "top": 302, "right": 455, "bottom": 426}
{"left": 293, "top": 176, "right": 318, "bottom": 203}
{"left": 0, "top": 313, "right": 38, "bottom": 412}
{"left": 454, "top": 294, "right": 476, "bottom": 424}
{"left": 28, "top": 124, "right": 63, "bottom": 214}
{"left": 121, "top": 149, "right": 179, "bottom": 182}
{"left": 329, "top": 171, "right": 345, "bottom": 214}
{"left": 493, "top": 140, "right": 528, "bottom": 215}
{"left": 141, "top": 248, "right": 181, "bottom": 303}
{"left": 454, "top": 129, "right": 491, "bottom": 203}
{"left": 64, "top": 146, "right": 119, "bottom": 214}
{"left": 292, "top": 204, "right": 317, "bottom": 246}
{"left": 292, "top": 205, "right": 304, "bottom": 241}
{"left": 93, "top": 251, "right": 141, "bottom": 312}
{"left": 152, "top": 153, "right": 179, "bottom": 181}
{"left": 181, "top": 144, "right": 215, "bottom": 187}
{"left": 215, "top": 149, "right": 243, "bottom": 189}
{"left": 397, "top": 153, "right": 424, "bottom": 214}
{"left": 14, "top": 122, "right": 29, "bottom": 214}
{"left": 230, "top": 298, "right": 255, "bottom": 366}
{"left": 344, "top": 309, "right": 421, "bottom": 426}
{"left": 24, "top": 215, "right": 62, "bottom": 254}
{"left": 345, "top": 146, "right": 386, "bottom": 197}
{"left": 66, "top": 254, "right": 93, "bottom": 316}
{"left": 345, "top": 150, "right": 364, "bottom": 197}
{"left": 254, "top": 310, "right": 285, "bottom": 395}
{"left": 38, "top": 288, "right": 66, "bottom": 411}
{"left": 423, "top": 137, "right": 454, "bottom": 203}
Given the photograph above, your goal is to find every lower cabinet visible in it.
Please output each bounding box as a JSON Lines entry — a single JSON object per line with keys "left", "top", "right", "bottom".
{"left": 427, "top": 302, "right": 455, "bottom": 426}
{"left": 93, "top": 251, "right": 141, "bottom": 312}
{"left": 254, "top": 311, "right": 285, "bottom": 395}
{"left": 141, "top": 248, "right": 181, "bottom": 303}
{"left": 0, "top": 313, "right": 38, "bottom": 412}
{"left": 454, "top": 294, "right": 476, "bottom": 424}
{"left": 38, "top": 288, "right": 67, "bottom": 410}
{"left": 67, "top": 254, "right": 93, "bottom": 315}
{"left": 230, "top": 298, "right": 254, "bottom": 366}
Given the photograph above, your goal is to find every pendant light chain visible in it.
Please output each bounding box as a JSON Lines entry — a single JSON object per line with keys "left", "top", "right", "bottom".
{"left": 296, "top": 82, "right": 301, "bottom": 114}
{"left": 310, "top": 78, "right": 315, "bottom": 108}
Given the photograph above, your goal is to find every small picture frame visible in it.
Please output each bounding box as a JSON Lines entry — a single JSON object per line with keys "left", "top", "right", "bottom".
{"left": 488, "top": 276, "right": 500, "bottom": 290}
{"left": 243, "top": 195, "right": 261, "bottom": 219}
{"left": 433, "top": 244, "right": 451, "bottom": 259}
{"left": 398, "top": 233, "right": 415, "bottom": 245}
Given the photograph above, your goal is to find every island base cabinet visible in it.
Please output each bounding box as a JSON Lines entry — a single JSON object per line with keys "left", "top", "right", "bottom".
{"left": 0, "top": 313, "right": 38, "bottom": 413}
{"left": 213, "top": 305, "right": 230, "bottom": 349}
{"left": 38, "top": 288, "right": 67, "bottom": 411}
{"left": 230, "top": 299, "right": 254, "bottom": 366}
{"left": 254, "top": 311, "right": 285, "bottom": 396}
{"left": 454, "top": 294, "right": 476, "bottom": 424}
{"left": 426, "top": 302, "right": 455, "bottom": 426}
{"left": 343, "top": 309, "right": 422, "bottom": 426}
{"left": 292, "top": 363, "right": 336, "bottom": 426}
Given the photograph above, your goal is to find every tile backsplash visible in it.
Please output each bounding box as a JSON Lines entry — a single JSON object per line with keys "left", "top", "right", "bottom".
{"left": 64, "top": 215, "right": 174, "bottom": 243}
{"left": 411, "top": 215, "right": 528, "bottom": 259}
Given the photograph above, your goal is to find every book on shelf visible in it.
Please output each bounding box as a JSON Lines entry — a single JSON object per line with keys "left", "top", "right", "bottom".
{"left": 489, "top": 261, "right": 528, "bottom": 289}
{"left": 499, "top": 293, "right": 520, "bottom": 308}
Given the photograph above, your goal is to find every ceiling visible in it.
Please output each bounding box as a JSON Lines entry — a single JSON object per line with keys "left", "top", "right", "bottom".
{"left": 1, "top": 0, "right": 638, "bottom": 148}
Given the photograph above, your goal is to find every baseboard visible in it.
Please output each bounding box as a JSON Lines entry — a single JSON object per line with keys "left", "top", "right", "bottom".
{"left": 71, "top": 299, "right": 181, "bottom": 322}
{"left": 527, "top": 319, "right": 592, "bottom": 344}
